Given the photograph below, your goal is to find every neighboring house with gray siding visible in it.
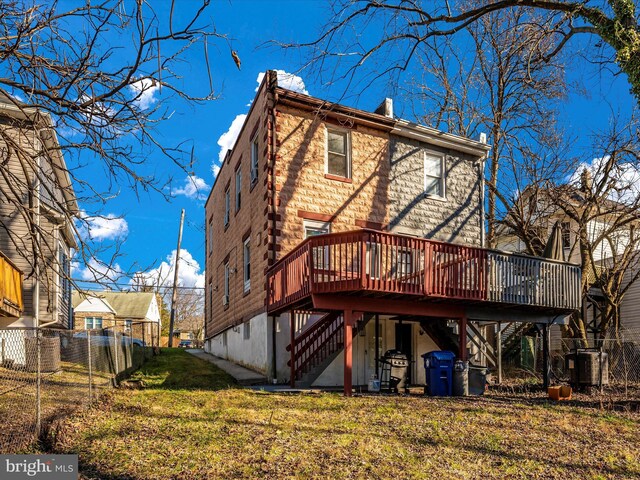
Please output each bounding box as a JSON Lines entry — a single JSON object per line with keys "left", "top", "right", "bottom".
{"left": 0, "top": 95, "right": 78, "bottom": 329}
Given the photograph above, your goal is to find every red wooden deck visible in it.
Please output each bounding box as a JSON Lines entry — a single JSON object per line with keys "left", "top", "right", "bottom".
{"left": 266, "top": 229, "right": 581, "bottom": 316}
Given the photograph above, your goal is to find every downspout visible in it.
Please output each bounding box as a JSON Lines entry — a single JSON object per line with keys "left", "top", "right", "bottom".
{"left": 269, "top": 72, "right": 279, "bottom": 381}
{"left": 479, "top": 155, "right": 486, "bottom": 249}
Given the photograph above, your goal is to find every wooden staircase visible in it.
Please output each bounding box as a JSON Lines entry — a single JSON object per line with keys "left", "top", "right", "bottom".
{"left": 287, "top": 312, "right": 368, "bottom": 387}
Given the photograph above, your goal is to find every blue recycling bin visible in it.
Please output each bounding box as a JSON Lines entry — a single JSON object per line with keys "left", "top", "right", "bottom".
{"left": 422, "top": 351, "right": 456, "bottom": 396}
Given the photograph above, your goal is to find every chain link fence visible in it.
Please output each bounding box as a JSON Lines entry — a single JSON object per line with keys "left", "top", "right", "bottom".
{"left": 503, "top": 327, "right": 640, "bottom": 393}
{"left": 0, "top": 322, "right": 158, "bottom": 453}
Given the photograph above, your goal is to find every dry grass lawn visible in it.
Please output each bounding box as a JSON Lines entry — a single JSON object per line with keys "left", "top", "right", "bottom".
{"left": 50, "top": 349, "right": 640, "bottom": 479}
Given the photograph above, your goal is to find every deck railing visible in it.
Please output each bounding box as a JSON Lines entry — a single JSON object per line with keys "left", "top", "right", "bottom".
{"left": 0, "top": 251, "right": 23, "bottom": 317}
{"left": 266, "top": 230, "right": 581, "bottom": 313}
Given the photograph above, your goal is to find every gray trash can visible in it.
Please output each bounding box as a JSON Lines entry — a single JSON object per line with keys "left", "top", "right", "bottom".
{"left": 469, "top": 365, "right": 488, "bottom": 395}
{"left": 453, "top": 360, "right": 469, "bottom": 396}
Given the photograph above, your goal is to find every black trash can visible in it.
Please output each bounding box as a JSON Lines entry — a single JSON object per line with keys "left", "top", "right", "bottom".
{"left": 381, "top": 350, "right": 409, "bottom": 393}
{"left": 468, "top": 365, "right": 488, "bottom": 395}
{"left": 453, "top": 360, "right": 469, "bottom": 396}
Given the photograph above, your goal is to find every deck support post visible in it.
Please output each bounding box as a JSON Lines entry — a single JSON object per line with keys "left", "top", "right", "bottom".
{"left": 458, "top": 315, "right": 468, "bottom": 361}
{"left": 542, "top": 323, "right": 550, "bottom": 389}
{"left": 290, "top": 309, "right": 296, "bottom": 388}
{"left": 344, "top": 309, "right": 353, "bottom": 397}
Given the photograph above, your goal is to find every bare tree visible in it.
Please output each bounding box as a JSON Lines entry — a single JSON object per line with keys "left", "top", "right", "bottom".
{"left": 406, "top": 5, "right": 566, "bottom": 246}
{"left": 300, "top": 0, "right": 640, "bottom": 103}
{"left": 501, "top": 116, "right": 640, "bottom": 342}
{"left": 0, "top": 1, "right": 232, "bottom": 290}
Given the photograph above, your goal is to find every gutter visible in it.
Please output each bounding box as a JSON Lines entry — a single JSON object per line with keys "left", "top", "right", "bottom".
{"left": 392, "top": 120, "right": 492, "bottom": 158}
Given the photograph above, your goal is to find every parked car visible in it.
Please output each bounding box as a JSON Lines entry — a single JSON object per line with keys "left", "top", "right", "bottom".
{"left": 178, "top": 340, "right": 193, "bottom": 348}
{"left": 69, "top": 332, "right": 145, "bottom": 347}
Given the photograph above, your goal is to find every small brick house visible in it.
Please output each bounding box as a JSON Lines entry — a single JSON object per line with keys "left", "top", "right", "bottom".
{"left": 204, "top": 71, "right": 581, "bottom": 394}
{"left": 72, "top": 291, "right": 160, "bottom": 344}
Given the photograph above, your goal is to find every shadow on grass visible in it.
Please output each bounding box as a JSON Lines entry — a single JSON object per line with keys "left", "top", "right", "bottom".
{"left": 129, "top": 348, "right": 238, "bottom": 391}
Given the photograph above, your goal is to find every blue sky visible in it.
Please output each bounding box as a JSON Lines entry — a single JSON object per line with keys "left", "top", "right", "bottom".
{"left": 70, "top": 1, "right": 636, "bottom": 291}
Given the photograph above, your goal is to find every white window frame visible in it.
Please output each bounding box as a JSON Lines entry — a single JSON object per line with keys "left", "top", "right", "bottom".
{"left": 235, "top": 168, "right": 242, "bottom": 212}
{"left": 208, "top": 220, "right": 213, "bottom": 256}
{"left": 243, "top": 237, "right": 251, "bottom": 293}
{"left": 250, "top": 135, "right": 259, "bottom": 184}
{"left": 366, "top": 242, "right": 381, "bottom": 279}
{"left": 224, "top": 187, "right": 230, "bottom": 226}
{"left": 325, "top": 127, "right": 351, "bottom": 179}
{"left": 223, "top": 261, "right": 230, "bottom": 306}
{"left": 243, "top": 321, "right": 251, "bottom": 340}
{"left": 124, "top": 319, "right": 132, "bottom": 333}
{"left": 85, "top": 316, "right": 103, "bottom": 330}
{"left": 304, "top": 220, "right": 331, "bottom": 270}
{"left": 424, "top": 151, "right": 445, "bottom": 198}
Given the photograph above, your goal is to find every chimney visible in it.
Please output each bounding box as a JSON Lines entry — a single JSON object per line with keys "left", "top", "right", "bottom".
{"left": 580, "top": 168, "right": 592, "bottom": 193}
{"left": 374, "top": 98, "right": 393, "bottom": 118}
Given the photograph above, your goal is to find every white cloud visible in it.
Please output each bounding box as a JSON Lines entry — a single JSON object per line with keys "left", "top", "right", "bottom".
{"left": 256, "top": 69, "right": 308, "bottom": 95}
{"left": 128, "top": 77, "right": 160, "bottom": 110}
{"left": 173, "top": 175, "right": 210, "bottom": 201}
{"left": 78, "top": 211, "right": 129, "bottom": 241}
{"left": 216, "top": 113, "right": 247, "bottom": 164}
{"left": 132, "top": 249, "right": 205, "bottom": 289}
{"left": 570, "top": 156, "right": 640, "bottom": 204}
{"left": 76, "top": 258, "right": 124, "bottom": 283}
{"left": 211, "top": 163, "right": 221, "bottom": 178}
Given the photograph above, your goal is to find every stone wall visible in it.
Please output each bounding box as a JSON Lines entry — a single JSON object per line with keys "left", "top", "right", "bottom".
{"left": 274, "top": 106, "right": 390, "bottom": 257}
{"left": 388, "top": 135, "right": 483, "bottom": 246}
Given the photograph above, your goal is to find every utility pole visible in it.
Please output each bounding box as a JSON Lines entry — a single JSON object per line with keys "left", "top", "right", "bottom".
{"left": 168, "top": 209, "right": 185, "bottom": 348}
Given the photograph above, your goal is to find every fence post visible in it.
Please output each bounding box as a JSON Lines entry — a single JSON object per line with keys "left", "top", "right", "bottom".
{"left": 113, "top": 331, "right": 119, "bottom": 384}
{"left": 35, "top": 328, "right": 41, "bottom": 439}
{"left": 87, "top": 330, "right": 93, "bottom": 401}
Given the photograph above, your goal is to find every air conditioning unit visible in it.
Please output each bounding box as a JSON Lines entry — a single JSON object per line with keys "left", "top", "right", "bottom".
{"left": 566, "top": 349, "right": 608, "bottom": 388}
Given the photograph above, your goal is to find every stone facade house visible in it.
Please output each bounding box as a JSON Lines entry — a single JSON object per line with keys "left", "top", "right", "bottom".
{"left": 72, "top": 291, "right": 161, "bottom": 344}
{"left": 204, "top": 71, "right": 581, "bottom": 394}
{"left": 0, "top": 95, "right": 77, "bottom": 329}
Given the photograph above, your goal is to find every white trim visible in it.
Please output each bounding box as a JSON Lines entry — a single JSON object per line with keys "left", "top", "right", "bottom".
{"left": 392, "top": 120, "right": 491, "bottom": 158}
{"left": 243, "top": 237, "right": 251, "bottom": 293}
{"left": 224, "top": 187, "right": 230, "bottom": 226}
{"left": 235, "top": 168, "right": 242, "bottom": 212}
{"left": 250, "top": 134, "right": 259, "bottom": 184}
{"left": 325, "top": 126, "right": 351, "bottom": 179}
{"left": 223, "top": 261, "right": 230, "bottom": 306}
{"left": 424, "top": 150, "right": 446, "bottom": 199}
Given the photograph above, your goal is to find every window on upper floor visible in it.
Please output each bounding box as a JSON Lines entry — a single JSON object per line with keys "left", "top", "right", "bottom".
{"left": 424, "top": 152, "right": 445, "bottom": 198}
{"left": 326, "top": 129, "right": 350, "bottom": 179}
{"left": 224, "top": 187, "right": 230, "bottom": 226}
{"left": 208, "top": 219, "right": 213, "bottom": 256}
{"left": 223, "top": 261, "right": 230, "bottom": 306}
{"left": 235, "top": 168, "right": 242, "bottom": 212}
{"left": 243, "top": 237, "right": 251, "bottom": 293}
{"left": 251, "top": 135, "right": 259, "bottom": 185}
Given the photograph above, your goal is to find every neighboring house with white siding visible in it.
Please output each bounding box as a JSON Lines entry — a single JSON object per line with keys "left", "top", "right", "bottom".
{"left": 496, "top": 181, "right": 640, "bottom": 344}
{"left": 0, "top": 94, "right": 78, "bottom": 329}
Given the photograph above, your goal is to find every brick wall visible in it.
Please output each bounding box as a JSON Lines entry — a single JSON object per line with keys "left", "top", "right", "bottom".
{"left": 204, "top": 75, "right": 272, "bottom": 337}
{"left": 275, "top": 106, "right": 390, "bottom": 256}
{"left": 388, "top": 135, "right": 483, "bottom": 246}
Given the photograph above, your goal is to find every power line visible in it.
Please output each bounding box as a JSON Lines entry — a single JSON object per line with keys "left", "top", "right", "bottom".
{"left": 71, "top": 278, "right": 205, "bottom": 290}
